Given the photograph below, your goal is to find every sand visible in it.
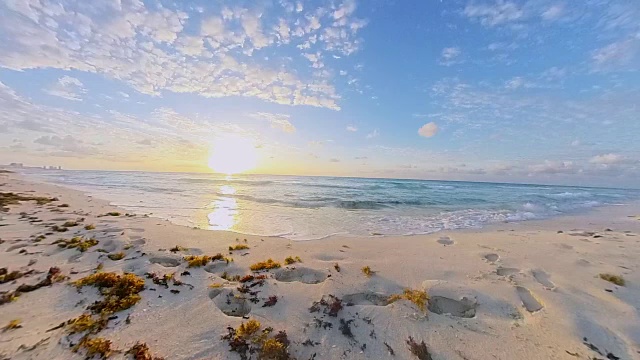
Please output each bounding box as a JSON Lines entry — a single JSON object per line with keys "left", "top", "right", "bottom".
{"left": 0, "top": 171, "right": 639, "bottom": 360}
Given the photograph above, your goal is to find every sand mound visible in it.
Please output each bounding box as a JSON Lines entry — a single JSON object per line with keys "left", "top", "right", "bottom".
{"left": 149, "top": 256, "right": 181, "bottom": 267}
{"left": 437, "top": 236, "right": 455, "bottom": 245}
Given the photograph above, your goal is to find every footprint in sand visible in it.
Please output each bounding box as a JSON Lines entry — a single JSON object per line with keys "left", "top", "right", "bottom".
{"left": 211, "top": 288, "right": 251, "bottom": 317}
{"left": 148, "top": 256, "right": 181, "bottom": 267}
{"left": 516, "top": 286, "right": 544, "bottom": 313}
{"left": 428, "top": 296, "right": 478, "bottom": 318}
{"left": 496, "top": 267, "right": 519, "bottom": 277}
{"left": 342, "top": 292, "right": 390, "bottom": 306}
{"left": 128, "top": 228, "right": 145, "bottom": 233}
{"left": 437, "top": 236, "right": 455, "bottom": 245}
{"left": 532, "top": 269, "right": 556, "bottom": 290}
{"left": 6, "top": 243, "right": 29, "bottom": 252}
{"left": 484, "top": 253, "right": 500, "bottom": 264}
{"left": 314, "top": 254, "right": 345, "bottom": 261}
{"left": 274, "top": 267, "right": 328, "bottom": 284}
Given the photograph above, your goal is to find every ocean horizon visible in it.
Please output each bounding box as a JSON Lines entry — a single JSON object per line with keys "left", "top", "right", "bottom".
{"left": 22, "top": 168, "right": 640, "bottom": 240}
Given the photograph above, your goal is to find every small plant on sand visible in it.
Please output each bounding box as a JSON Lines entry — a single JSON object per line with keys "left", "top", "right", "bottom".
{"left": 599, "top": 273, "right": 625, "bottom": 286}
{"left": 229, "top": 244, "right": 250, "bottom": 251}
{"left": 84, "top": 224, "right": 96, "bottom": 230}
{"left": 3, "top": 319, "right": 22, "bottom": 332}
{"left": 73, "top": 272, "right": 145, "bottom": 315}
{"left": 105, "top": 211, "right": 121, "bottom": 216}
{"left": 62, "top": 220, "right": 80, "bottom": 228}
{"left": 406, "top": 337, "right": 433, "bottom": 360}
{"left": 0, "top": 268, "right": 30, "bottom": 284}
{"left": 284, "top": 256, "right": 302, "bottom": 265}
{"left": 54, "top": 236, "right": 99, "bottom": 252}
{"left": 51, "top": 225, "right": 69, "bottom": 232}
{"left": 126, "top": 342, "right": 165, "bottom": 360}
{"left": 107, "top": 252, "right": 125, "bottom": 261}
{"left": 68, "top": 314, "right": 108, "bottom": 335}
{"left": 361, "top": 266, "right": 375, "bottom": 277}
{"left": 73, "top": 337, "right": 113, "bottom": 359}
{"left": 250, "top": 259, "right": 281, "bottom": 272}
{"left": 236, "top": 319, "right": 261, "bottom": 338}
{"left": 388, "top": 289, "right": 429, "bottom": 312}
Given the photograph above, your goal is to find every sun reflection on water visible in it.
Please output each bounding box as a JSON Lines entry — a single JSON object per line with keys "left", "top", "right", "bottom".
{"left": 207, "top": 184, "right": 238, "bottom": 231}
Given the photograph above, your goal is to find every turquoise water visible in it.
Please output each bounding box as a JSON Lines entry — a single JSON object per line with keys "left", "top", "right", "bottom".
{"left": 28, "top": 170, "right": 640, "bottom": 240}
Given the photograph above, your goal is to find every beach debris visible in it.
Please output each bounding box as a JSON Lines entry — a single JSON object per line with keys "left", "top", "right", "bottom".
{"left": 73, "top": 272, "right": 145, "bottom": 315}
{"left": 582, "top": 337, "right": 620, "bottom": 360}
{"left": 599, "top": 273, "right": 625, "bottom": 286}
{"left": 145, "top": 272, "right": 183, "bottom": 289}
{"left": 222, "top": 319, "right": 292, "bottom": 360}
{"left": 3, "top": 319, "right": 22, "bottom": 332}
{"left": 108, "top": 252, "right": 126, "bottom": 261}
{"left": 184, "top": 253, "right": 230, "bottom": 268}
{"left": 338, "top": 318, "right": 355, "bottom": 339}
{"left": 229, "top": 244, "right": 249, "bottom": 251}
{"left": 334, "top": 263, "right": 341, "bottom": 272}
{"left": 284, "top": 256, "right": 302, "bottom": 265}
{"left": 406, "top": 337, "right": 433, "bottom": 360}
{"left": 310, "top": 294, "right": 343, "bottom": 317}
{"left": 53, "top": 236, "right": 99, "bottom": 252}
{"left": 1, "top": 267, "right": 67, "bottom": 306}
{"left": 263, "top": 295, "right": 278, "bottom": 307}
{"left": 361, "top": 266, "right": 375, "bottom": 277}
{"left": 0, "top": 268, "right": 34, "bottom": 284}
{"left": 73, "top": 337, "right": 113, "bottom": 359}
{"left": 126, "top": 341, "right": 165, "bottom": 360}
{"left": 169, "top": 245, "right": 187, "bottom": 253}
{"left": 84, "top": 224, "right": 96, "bottom": 230}
{"left": 0, "top": 192, "right": 56, "bottom": 211}
{"left": 250, "top": 259, "right": 281, "bottom": 272}
{"left": 389, "top": 289, "right": 429, "bottom": 312}
{"left": 384, "top": 342, "right": 395, "bottom": 356}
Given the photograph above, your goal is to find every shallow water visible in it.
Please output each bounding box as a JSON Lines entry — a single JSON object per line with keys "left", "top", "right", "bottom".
{"left": 28, "top": 170, "right": 640, "bottom": 240}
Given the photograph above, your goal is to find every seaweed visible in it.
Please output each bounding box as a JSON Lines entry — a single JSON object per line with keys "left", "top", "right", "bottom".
{"left": 406, "top": 337, "right": 432, "bottom": 360}
{"left": 126, "top": 342, "right": 165, "bottom": 360}
{"left": 309, "top": 294, "right": 343, "bottom": 317}
{"left": 284, "top": 256, "right": 302, "bottom": 265}
{"left": 73, "top": 272, "right": 145, "bottom": 315}
{"left": 599, "top": 273, "right": 625, "bottom": 286}
{"left": 388, "top": 289, "right": 429, "bottom": 312}
{"left": 250, "top": 259, "right": 281, "bottom": 272}
{"left": 54, "top": 236, "right": 99, "bottom": 252}
{"left": 3, "top": 319, "right": 22, "bottom": 332}
{"left": 107, "top": 252, "right": 126, "bottom": 261}
{"left": 229, "top": 244, "right": 249, "bottom": 251}
{"left": 361, "top": 266, "right": 374, "bottom": 277}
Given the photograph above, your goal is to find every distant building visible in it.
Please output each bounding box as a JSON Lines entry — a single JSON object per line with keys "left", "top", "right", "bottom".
{"left": 9, "top": 163, "right": 23, "bottom": 167}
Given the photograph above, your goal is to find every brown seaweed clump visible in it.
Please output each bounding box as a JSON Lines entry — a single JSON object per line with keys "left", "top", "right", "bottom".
{"left": 283, "top": 256, "right": 302, "bottom": 265}
{"left": 407, "top": 337, "right": 433, "bottom": 360}
{"left": 126, "top": 342, "right": 165, "bottom": 360}
{"left": 599, "top": 273, "right": 625, "bottom": 286}
{"left": 229, "top": 244, "right": 250, "bottom": 251}
{"left": 73, "top": 272, "right": 145, "bottom": 315}
{"left": 361, "top": 266, "right": 375, "bottom": 277}
{"left": 0, "top": 192, "right": 56, "bottom": 212}
{"left": 107, "top": 252, "right": 126, "bottom": 261}
{"left": 184, "top": 253, "right": 230, "bottom": 268}
{"left": 54, "top": 236, "right": 99, "bottom": 252}
{"left": 250, "top": 259, "right": 281, "bottom": 272}
{"left": 388, "top": 289, "right": 429, "bottom": 312}
{"left": 73, "top": 337, "right": 113, "bottom": 359}
{"left": 222, "top": 319, "right": 292, "bottom": 360}
{"left": 0, "top": 267, "right": 67, "bottom": 306}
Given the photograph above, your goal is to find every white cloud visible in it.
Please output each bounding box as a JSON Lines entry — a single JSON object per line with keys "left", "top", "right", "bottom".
{"left": 252, "top": 112, "right": 296, "bottom": 133}
{"left": 0, "top": 0, "right": 370, "bottom": 111}
{"left": 439, "top": 47, "right": 462, "bottom": 66}
{"left": 529, "top": 160, "right": 577, "bottom": 174}
{"left": 541, "top": 4, "right": 564, "bottom": 21}
{"left": 463, "top": 1, "right": 524, "bottom": 27}
{"left": 366, "top": 129, "right": 379, "bottom": 139}
{"left": 589, "top": 153, "right": 628, "bottom": 165}
{"left": 45, "top": 76, "right": 86, "bottom": 101}
{"left": 418, "top": 122, "right": 439, "bottom": 138}
{"left": 346, "top": 125, "right": 358, "bottom": 132}
{"left": 591, "top": 37, "right": 640, "bottom": 72}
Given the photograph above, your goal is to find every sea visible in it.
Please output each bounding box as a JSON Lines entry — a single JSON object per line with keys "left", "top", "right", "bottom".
{"left": 24, "top": 169, "right": 640, "bottom": 240}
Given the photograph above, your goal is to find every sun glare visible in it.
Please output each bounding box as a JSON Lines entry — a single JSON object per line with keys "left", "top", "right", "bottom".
{"left": 208, "top": 135, "right": 258, "bottom": 174}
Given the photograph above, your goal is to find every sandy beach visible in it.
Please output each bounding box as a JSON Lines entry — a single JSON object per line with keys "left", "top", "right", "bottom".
{"left": 1, "top": 171, "right": 639, "bottom": 360}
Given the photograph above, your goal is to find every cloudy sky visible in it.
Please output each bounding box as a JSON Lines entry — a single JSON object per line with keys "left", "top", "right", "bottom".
{"left": 0, "top": 0, "right": 639, "bottom": 187}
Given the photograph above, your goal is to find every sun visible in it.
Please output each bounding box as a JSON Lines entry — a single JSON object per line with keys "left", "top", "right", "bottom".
{"left": 208, "top": 135, "right": 258, "bottom": 175}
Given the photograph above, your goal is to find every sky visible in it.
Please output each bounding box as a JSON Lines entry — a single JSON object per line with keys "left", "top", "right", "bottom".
{"left": 0, "top": 0, "right": 639, "bottom": 187}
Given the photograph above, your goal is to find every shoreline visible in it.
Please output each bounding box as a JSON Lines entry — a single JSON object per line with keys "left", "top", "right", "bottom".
{"left": 1, "top": 171, "right": 639, "bottom": 359}
{"left": 16, "top": 171, "right": 640, "bottom": 242}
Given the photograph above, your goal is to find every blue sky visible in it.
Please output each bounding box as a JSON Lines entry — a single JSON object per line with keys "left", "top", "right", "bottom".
{"left": 0, "top": 0, "right": 639, "bottom": 187}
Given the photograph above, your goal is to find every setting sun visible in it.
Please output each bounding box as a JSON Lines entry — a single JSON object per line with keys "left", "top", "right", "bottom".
{"left": 207, "top": 135, "right": 258, "bottom": 174}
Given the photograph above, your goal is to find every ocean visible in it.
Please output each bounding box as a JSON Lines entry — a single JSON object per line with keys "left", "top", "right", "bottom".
{"left": 25, "top": 169, "right": 640, "bottom": 240}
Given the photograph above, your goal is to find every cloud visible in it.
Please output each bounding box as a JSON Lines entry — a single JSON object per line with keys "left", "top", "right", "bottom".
{"left": 251, "top": 112, "right": 296, "bottom": 133}
{"left": 329, "top": 158, "right": 340, "bottom": 162}
{"left": 366, "top": 129, "right": 379, "bottom": 139}
{"left": 346, "top": 125, "right": 358, "bottom": 132}
{"left": 589, "top": 153, "right": 630, "bottom": 165}
{"left": 463, "top": 1, "right": 523, "bottom": 27}
{"left": 528, "top": 160, "right": 576, "bottom": 174}
{"left": 541, "top": 4, "right": 564, "bottom": 21}
{"left": 0, "top": 0, "right": 370, "bottom": 110}
{"left": 45, "top": 76, "right": 86, "bottom": 101}
{"left": 418, "top": 122, "right": 439, "bottom": 138}
{"left": 591, "top": 37, "right": 640, "bottom": 72}
{"left": 34, "top": 135, "right": 96, "bottom": 155}
{"left": 439, "top": 47, "right": 462, "bottom": 66}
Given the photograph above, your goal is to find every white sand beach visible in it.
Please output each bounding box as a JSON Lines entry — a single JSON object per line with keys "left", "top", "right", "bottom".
{"left": 1, "top": 171, "right": 639, "bottom": 360}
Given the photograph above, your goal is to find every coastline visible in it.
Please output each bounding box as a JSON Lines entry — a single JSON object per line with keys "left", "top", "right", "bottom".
{"left": 1, "top": 171, "right": 639, "bottom": 359}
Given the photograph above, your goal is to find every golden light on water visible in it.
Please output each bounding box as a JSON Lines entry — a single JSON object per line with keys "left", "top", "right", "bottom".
{"left": 207, "top": 184, "right": 238, "bottom": 231}
{"left": 208, "top": 135, "right": 258, "bottom": 175}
